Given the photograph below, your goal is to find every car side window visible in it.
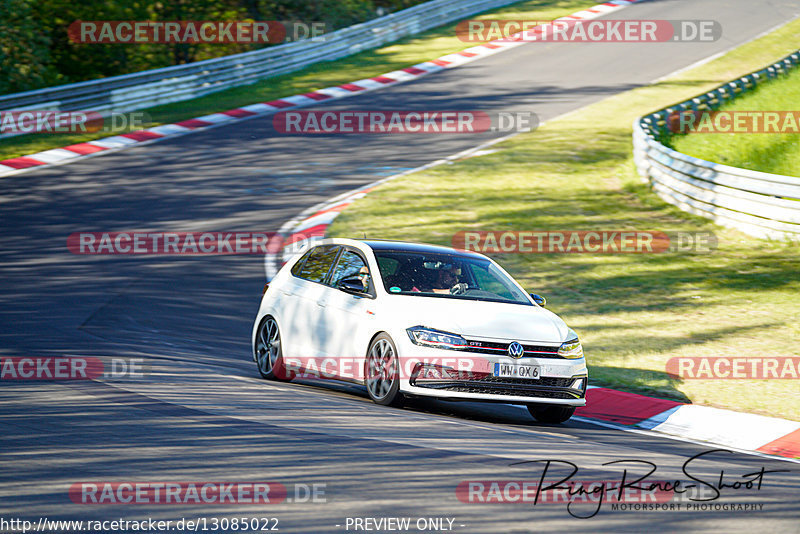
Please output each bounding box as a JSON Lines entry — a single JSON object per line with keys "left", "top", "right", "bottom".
{"left": 296, "top": 245, "right": 340, "bottom": 283}
{"left": 329, "top": 250, "right": 368, "bottom": 288}
{"left": 290, "top": 249, "right": 314, "bottom": 276}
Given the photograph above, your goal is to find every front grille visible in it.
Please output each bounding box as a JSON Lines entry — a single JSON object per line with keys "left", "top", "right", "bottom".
{"left": 415, "top": 381, "right": 582, "bottom": 399}
{"left": 412, "top": 370, "right": 573, "bottom": 388}
{"left": 479, "top": 376, "right": 574, "bottom": 388}
{"left": 410, "top": 365, "right": 586, "bottom": 399}
{"left": 464, "top": 339, "right": 562, "bottom": 358}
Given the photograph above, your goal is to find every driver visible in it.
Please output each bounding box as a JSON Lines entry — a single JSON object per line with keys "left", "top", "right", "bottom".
{"left": 431, "top": 265, "right": 460, "bottom": 294}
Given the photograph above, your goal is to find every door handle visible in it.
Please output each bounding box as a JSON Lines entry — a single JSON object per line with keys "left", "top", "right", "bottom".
{"left": 317, "top": 300, "right": 327, "bottom": 307}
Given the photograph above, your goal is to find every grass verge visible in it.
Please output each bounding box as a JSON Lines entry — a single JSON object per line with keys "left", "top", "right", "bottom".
{"left": 669, "top": 66, "right": 800, "bottom": 177}
{"left": 0, "top": 0, "right": 598, "bottom": 161}
{"left": 328, "top": 18, "right": 800, "bottom": 421}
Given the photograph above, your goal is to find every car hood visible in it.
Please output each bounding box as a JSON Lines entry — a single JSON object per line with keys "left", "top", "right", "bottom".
{"left": 382, "top": 295, "right": 569, "bottom": 343}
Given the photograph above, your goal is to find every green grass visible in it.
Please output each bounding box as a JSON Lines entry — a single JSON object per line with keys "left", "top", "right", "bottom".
{"left": 669, "top": 66, "right": 800, "bottom": 177}
{"left": 328, "top": 18, "right": 800, "bottom": 421}
{"left": 0, "top": 0, "right": 598, "bottom": 161}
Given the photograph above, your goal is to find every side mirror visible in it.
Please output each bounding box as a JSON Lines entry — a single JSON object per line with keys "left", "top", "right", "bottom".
{"left": 529, "top": 293, "right": 546, "bottom": 307}
{"left": 338, "top": 277, "right": 369, "bottom": 295}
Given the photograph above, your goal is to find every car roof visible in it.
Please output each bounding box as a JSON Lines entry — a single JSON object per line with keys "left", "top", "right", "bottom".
{"left": 362, "top": 239, "right": 484, "bottom": 257}
{"left": 304, "top": 237, "right": 486, "bottom": 258}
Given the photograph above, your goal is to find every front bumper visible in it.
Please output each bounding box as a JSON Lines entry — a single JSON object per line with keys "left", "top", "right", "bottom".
{"left": 410, "top": 373, "right": 587, "bottom": 402}
{"left": 395, "top": 336, "right": 588, "bottom": 406}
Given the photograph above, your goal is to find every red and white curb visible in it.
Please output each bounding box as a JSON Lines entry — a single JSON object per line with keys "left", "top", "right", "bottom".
{"left": 0, "top": 0, "right": 641, "bottom": 178}
{"left": 267, "top": 180, "right": 391, "bottom": 278}
{"left": 578, "top": 387, "right": 800, "bottom": 460}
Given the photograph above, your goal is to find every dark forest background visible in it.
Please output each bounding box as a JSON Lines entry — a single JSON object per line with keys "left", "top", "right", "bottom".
{"left": 0, "top": 0, "right": 427, "bottom": 94}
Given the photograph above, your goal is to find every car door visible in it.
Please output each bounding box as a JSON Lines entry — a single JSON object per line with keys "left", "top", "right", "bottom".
{"left": 289, "top": 244, "right": 341, "bottom": 360}
{"left": 321, "top": 248, "right": 377, "bottom": 380}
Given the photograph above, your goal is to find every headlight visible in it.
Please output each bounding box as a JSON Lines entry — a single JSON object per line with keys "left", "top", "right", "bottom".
{"left": 406, "top": 326, "right": 467, "bottom": 350}
{"left": 558, "top": 329, "right": 584, "bottom": 359}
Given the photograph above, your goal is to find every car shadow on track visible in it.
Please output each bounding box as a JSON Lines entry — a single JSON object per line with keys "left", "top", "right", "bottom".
{"left": 278, "top": 374, "right": 591, "bottom": 428}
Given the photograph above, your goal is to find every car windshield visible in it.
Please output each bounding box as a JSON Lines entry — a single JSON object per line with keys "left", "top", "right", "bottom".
{"left": 373, "top": 250, "right": 531, "bottom": 305}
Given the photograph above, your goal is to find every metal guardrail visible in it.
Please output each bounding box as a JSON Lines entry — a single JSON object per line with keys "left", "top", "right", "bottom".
{"left": 0, "top": 0, "right": 518, "bottom": 120}
{"left": 633, "top": 50, "right": 800, "bottom": 240}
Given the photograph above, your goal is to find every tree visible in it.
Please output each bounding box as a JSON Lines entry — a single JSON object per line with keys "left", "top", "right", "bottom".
{"left": 0, "top": 0, "right": 58, "bottom": 94}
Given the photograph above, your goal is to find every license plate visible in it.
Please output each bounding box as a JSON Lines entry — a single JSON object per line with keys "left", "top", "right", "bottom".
{"left": 493, "top": 363, "right": 540, "bottom": 379}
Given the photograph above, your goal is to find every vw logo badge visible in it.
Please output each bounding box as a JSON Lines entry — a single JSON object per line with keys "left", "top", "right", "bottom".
{"left": 508, "top": 341, "right": 524, "bottom": 359}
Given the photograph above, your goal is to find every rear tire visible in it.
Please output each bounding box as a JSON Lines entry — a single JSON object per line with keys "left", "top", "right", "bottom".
{"left": 365, "top": 334, "right": 404, "bottom": 407}
{"left": 254, "top": 316, "right": 288, "bottom": 380}
{"left": 526, "top": 404, "right": 575, "bottom": 424}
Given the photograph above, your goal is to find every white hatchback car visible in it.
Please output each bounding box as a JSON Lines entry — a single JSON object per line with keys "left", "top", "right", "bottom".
{"left": 252, "top": 238, "right": 587, "bottom": 423}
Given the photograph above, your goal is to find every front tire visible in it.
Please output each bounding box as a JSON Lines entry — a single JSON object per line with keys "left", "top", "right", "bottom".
{"left": 527, "top": 404, "right": 575, "bottom": 424}
{"left": 255, "top": 316, "right": 288, "bottom": 380}
{"left": 365, "top": 334, "right": 404, "bottom": 406}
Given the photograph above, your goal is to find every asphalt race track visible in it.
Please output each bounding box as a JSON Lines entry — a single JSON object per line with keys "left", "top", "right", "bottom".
{"left": 2, "top": 0, "right": 800, "bottom": 532}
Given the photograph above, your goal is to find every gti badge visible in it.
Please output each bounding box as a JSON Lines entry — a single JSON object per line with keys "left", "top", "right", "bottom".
{"left": 508, "top": 341, "right": 524, "bottom": 359}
